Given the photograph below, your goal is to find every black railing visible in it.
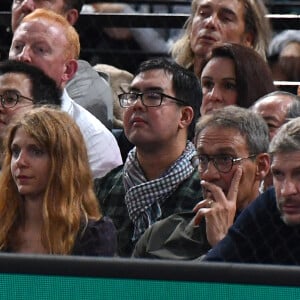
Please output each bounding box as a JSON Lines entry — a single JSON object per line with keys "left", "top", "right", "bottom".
{"left": 76, "top": 12, "right": 300, "bottom": 31}
{"left": 0, "top": 11, "right": 299, "bottom": 30}
{"left": 0, "top": 11, "right": 299, "bottom": 74}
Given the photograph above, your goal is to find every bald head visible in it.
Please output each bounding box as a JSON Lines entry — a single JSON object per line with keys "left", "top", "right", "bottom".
{"left": 252, "top": 91, "right": 299, "bottom": 140}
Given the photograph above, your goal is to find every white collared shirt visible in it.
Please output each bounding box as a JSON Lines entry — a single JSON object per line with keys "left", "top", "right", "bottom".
{"left": 61, "top": 89, "right": 122, "bottom": 178}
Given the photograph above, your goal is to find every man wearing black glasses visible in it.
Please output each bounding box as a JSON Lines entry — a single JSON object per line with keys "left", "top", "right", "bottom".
{"left": 204, "top": 116, "right": 300, "bottom": 264}
{"left": 0, "top": 60, "right": 61, "bottom": 166}
{"left": 94, "top": 57, "right": 202, "bottom": 257}
{"left": 133, "top": 106, "right": 270, "bottom": 259}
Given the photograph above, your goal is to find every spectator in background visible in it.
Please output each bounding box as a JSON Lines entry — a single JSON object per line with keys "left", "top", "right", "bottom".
{"left": 267, "top": 30, "right": 300, "bottom": 94}
{"left": 133, "top": 106, "right": 270, "bottom": 259}
{"left": 200, "top": 43, "right": 276, "bottom": 116}
{"left": 94, "top": 57, "right": 202, "bottom": 257}
{"left": 0, "top": 106, "right": 116, "bottom": 256}
{"left": 252, "top": 91, "right": 300, "bottom": 140}
{"left": 172, "top": 0, "right": 271, "bottom": 78}
{"left": 11, "top": 0, "right": 115, "bottom": 129}
{"left": 252, "top": 91, "right": 300, "bottom": 191}
{"left": 93, "top": 63, "right": 134, "bottom": 129}
{"left": 0, "top": 60, "right": 61, "bottom": 166}
{"left": 265, "top": 0, "right": 300, "bottom": 14}
{"left": 271, "top": 31, "right": 300, "bottom": 59}
{"left": 88, "top": 3, "right": 169, "bottom": 54}
{"left": 9, "top": 9, "right": 122, "bottom": 178}
{"left": 88, "top": 1, "right": 191, "bottom": 51}
{"left": 286, "top": 96, "right": 300, "bottom": 120}
{"left": 81, "top": 2, "right": 170, "bottom": 73}
{"left": 203, "top": 116, "right": 300, "bottom": 264}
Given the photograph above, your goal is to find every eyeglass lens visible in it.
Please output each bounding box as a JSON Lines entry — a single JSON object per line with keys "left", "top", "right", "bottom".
{"left": 198, "top": 155, "right": 234, "bottom": 173}
{"left": 121, "top": 91, "right": 162, "bottom": 107}
{"left": 1, "top": 91, "right": 19, "bottom": 108}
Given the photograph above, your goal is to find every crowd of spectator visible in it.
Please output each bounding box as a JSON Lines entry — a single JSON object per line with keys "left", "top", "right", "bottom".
{"left": 0, "top": 0, "right": 299, "bottom": 269}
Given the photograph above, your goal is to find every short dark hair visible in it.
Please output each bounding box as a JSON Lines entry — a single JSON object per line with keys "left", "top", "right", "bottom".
{"left": 201, "top": 43, "right": 276, "bottom": 108}
{"left": 135, "top": 57, "right": 202, "bottom": 140}
{"left": 0, "top": 60, "right": 62, "bottom": 106}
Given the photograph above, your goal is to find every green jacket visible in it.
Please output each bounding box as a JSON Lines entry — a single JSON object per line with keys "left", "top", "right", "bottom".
{"left": 94, "top": 167, "right": 202, "bottom": 257}
{"left": 133, "top": 212, "right": 210, "bottom": 260}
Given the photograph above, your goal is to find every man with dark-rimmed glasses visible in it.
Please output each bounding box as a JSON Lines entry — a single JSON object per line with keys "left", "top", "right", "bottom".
{"left": 94, "top": 57, "right": 202, "bottom": 257}
{"left": 133, "top": 105, "right": 270, "bottom": 259}
{"left": 0, "top": 60, "right": 61, "bottom": 166}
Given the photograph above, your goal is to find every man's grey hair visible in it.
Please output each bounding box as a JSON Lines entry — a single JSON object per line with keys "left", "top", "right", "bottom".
{"left": 195, "top": 105, "right": 269, "bottom": 154}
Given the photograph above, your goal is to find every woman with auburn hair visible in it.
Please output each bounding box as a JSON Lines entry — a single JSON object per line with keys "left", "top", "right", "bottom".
{"left": 200, "top": 42, "right": 276, "bottom": 115}
{"left": 0, "top": 106, "right": 116, "bottom": 255}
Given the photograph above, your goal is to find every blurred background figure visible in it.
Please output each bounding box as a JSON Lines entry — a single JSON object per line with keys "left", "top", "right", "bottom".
{"left": 252, "top": 91, "right": 300, "bottom": 191}
{"left": 267, "top": 30, "right": 300, "bottom": 94}
{"left": 81, "top": 2, "right": 170, "bottom": 73}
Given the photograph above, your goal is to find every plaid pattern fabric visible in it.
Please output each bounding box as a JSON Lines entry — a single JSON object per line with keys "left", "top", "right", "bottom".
{"left": 204, "top": 187, "right": 300, "bottom": 265}
{"left": 123, "top": 141, "right": 197, "bottom": 241}
{"left": 94, "top": 167, "right": 202, "bottom": 257}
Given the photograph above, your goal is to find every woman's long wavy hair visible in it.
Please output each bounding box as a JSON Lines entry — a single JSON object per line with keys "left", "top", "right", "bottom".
{"left": 172, "top": 0, "right": 271, "bottom": 68}
{"left": 0, "top": 106, "right": 101, "bottom": 254}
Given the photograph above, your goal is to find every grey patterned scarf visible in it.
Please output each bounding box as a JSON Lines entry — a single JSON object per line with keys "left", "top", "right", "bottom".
{"left": 123, "top": 141, "right": 197, "bottom": 241}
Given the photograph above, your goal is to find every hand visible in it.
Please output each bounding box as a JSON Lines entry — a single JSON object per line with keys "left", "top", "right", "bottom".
{"left": 192, "top": 166, "right": 242, "bottom": 246}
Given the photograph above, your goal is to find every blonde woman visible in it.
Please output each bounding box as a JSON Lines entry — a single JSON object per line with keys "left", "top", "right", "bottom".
{"left": 172, "top": 0, "right": 271, "bottom": 77}
{"left": 0, "top": 106, "right": 116, "bottom": 255}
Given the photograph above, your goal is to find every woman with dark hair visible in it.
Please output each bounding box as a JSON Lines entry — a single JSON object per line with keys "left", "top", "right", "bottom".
{"left": 200, "top": 43, "right": 276, "bottom": 115}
